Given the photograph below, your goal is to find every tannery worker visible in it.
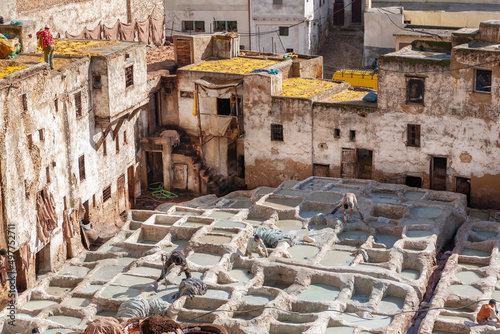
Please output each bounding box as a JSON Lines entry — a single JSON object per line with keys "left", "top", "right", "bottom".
{"left": 155, "top": 250, "right": 190, "bottom": 289}
{"left": 174, "top": 278, "right": 207, "bottom": 300}
{"left": 245, "top": 234, "right": 268, "bottom": 259}
{"left": 477, "top": 299, "right": 500, "bottom": 327}
{"left": 36, "top": 25, "right": 55, "bottom": 69}
{"left": 331, "top": 193, "right": 364, "bottom": 223}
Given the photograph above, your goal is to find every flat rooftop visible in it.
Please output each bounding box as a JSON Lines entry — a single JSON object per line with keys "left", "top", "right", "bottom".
{"left": 394, "top": 27, "right": 455, "bottom": 38}
{"left": 0, "top": 60, "right": 28, "bottom": 79}
{"left": 1, "top": 177, "right": 478, "bottom": 334}
{"left": 382, "top": 47, "right": 451, "bottom": 62}
{"left": 278, "top": 78, "right": 338, "bottom": 98}
{"left": 49, "top": 39, "right": 126, "bottom": 56}
{"left": 186, "top": 57, "right": 279, "bottom": 75}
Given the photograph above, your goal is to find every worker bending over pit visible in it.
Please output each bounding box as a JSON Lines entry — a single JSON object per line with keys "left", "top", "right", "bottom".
{"left": 331, "top": 193, "right": 364, "bottom": 223}
{"left": 245, "top": 234, "right": 268, "bottom": 259}
{"left": 155, "top": 250, "right": 190, "bottom": 289}
{"left": 477, "top": 299, "right": 500, "bottom": 327}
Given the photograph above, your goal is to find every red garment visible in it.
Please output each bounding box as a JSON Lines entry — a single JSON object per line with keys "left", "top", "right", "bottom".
{"left": 36, "top": 29, "right": 54, "bottom": 48}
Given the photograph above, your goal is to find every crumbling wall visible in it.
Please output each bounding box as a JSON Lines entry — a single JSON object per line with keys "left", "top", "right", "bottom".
{"left": 244, "top": 86, "right": 313, "bottom": 188}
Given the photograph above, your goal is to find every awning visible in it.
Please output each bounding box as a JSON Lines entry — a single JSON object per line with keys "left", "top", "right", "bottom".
{"left": 195, "top": 76, "right": 242, "bottom": 98}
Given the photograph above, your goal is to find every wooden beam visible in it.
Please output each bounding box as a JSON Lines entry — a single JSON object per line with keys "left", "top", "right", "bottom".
{"left": 112, "top": 117, "right": 125, "bottom": 140}
{"left": 95, "top": 124, "right": 112, "bottom": 150}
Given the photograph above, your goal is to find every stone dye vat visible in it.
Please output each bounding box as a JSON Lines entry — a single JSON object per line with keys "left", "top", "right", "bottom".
{"left": 2, "top": 177, "right": 472, "bottom": 334}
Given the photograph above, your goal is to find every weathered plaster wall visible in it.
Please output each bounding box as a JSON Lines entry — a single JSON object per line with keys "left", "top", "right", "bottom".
{"left": 363, "top": 7, "right": 403, "bottom": 66}
{"left": 104, "top": 43, "right": 148, "bottom": 119}
{"left": 11, "top": 0, "right": 162, "bottom": 37}
{"left": 404, "top": 10, "right": 500, "bottom": 28}
{"left": 244, "top": 79, "right": 313, "bottom": 188}
{"left": 165, "top": 0, "right": 250, "bottom": 48}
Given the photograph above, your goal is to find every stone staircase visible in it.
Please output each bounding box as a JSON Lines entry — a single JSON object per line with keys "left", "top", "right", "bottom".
{"left": 172, "top": 132, "right": 228, "bottom": 196}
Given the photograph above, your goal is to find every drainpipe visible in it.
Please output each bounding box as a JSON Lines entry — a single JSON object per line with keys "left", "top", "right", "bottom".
{"left": 248, "top": 0, "right": 252, "bottom": 50}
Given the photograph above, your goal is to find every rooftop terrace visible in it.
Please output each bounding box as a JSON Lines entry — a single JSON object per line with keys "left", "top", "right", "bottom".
{"left": 278, "top": 78, "right": 338, "bottom": 98}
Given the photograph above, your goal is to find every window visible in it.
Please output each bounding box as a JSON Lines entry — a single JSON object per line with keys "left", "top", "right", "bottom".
{"left": 240, "top": 45, "right": 245, "bottom": 50}
{"left": 182, "top": 21, "right": 205, "bottom": 32}
{"left": 349, "top": 130, "right": 356, "bottom": 141}
{"left": 103, "top": 139, "right": 107, "bottom": 156}
{"left": 164, "top": 87, "right": 172, "bottom": 94}
{"left": 407, "top": 124, "right": 421, "bottom": 147}
{"left": 46, "top": 166, "right": 50, "bottom": 183}
{"left": 63, "top": 196, "right": 67, "bottom": 210}
{"left": 215, "top": 21, "right": 237, "bottom": 32}
{"left": 92, "top": 194, "right": 96, "bottom": 208}
{"left": 116, "top": 135, "right": 120, "bottom": 154}
{"left": 407, "top": 77, "right": 424, "bottom": 104}
{"left": 54, "top": 98, "right": 58, "bottom": 113}
{"left": 125, "top": 65, "right": 134, "bottom": 87}
{"left": 271, "top": 124, "right": 284, "bottom": 141}
{"left": 475, "top": 69, "right": 492, "bottom": 93}
{"left": 78, "top": 155, "right": 86, "bottom": 181}
{"left": 27, "top": 134, "right": 33, "bottom": 148}
{"left": 286, "top": 48, "right": 294, "bottom": 53}
{"left": 21, "top": 93, "right": 28, "bottom": 112}
{"left": 279, "top": 27, "right": 289, "bottom": 36}
{"left": 334, "top": 128, "right": 340, "bottom": 138}
{"left": 39, "top": 129, "right": 44, "bottom": 142}
{"left": 103, "top": 185, "right": 111, "bottom": 202}
{"left": 74, "top": 92, "right": 82, "bottom": 117}
{"left": 273, "top": 0, "right": 283, "bottom": 4}
{"left": 124, "top": 130, "right": 127, "bottom": 144}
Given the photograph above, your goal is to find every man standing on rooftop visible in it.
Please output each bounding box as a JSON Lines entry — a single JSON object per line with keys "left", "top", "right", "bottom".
{"left": 36, "top": 25, "right": 55, "bottom": 70}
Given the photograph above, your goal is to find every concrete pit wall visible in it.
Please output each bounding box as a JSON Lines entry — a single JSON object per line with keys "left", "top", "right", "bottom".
{"left": 0, "top": 177, "right": 470, "bottom": 334}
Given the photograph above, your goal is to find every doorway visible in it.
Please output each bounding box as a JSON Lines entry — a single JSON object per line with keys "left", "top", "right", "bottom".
{"left": 356, "top": 149, "right": 372, "bottom": 179}
{"left": 146, "top": 151, "right": 164, "bottom": 185}
{"left": 35, "top": 242, "right": 51, "bottom": 277}
{"left": 227, "top": 142, "right": 238, "bottom": 177}
{"left": 341, "top": 148, "right": 356, "bottom": 178}
{"left": 352, "top": 0, "right": 362, "bottom": 23}
{"left": 456, "top": 177, "right": 471, "bottom": 206}
{"left": 333, "top": 1, "right": 345, "bottom": 26}
{"left": 148, "top": 92, "right": 160, "bottom": 135}
{"left": 313, "top": 164, "right": 330, "bottom": 177}
{"left": 430, "top": 157, "right": 447, "bottom": 190}
{"left": 82, "top": 200, "right": 90, "bottom": 224}
{"left": 127, "top": 165, "right": 135, "bottom": 207}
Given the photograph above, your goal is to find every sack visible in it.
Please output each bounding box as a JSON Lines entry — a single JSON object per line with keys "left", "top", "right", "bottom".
{"left": 362, "top": 91, "right": 377, "bottom": 102}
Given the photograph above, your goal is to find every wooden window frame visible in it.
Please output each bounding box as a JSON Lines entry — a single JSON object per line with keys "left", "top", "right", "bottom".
{"left": 407, "top": 124, "right": 421, "bottom": 147}
{"left": 78, "top": 155, "right": 86, "bottom": 181}
{"left": 103, "top": 185, "right": 111, "bottom": 202}
{"left": 125, "top": 65, "right": 134, "bottom": 88}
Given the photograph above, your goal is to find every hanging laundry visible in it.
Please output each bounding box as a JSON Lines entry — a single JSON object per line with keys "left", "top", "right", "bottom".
{"left": 103, "top": 21, "right": 119, "bottom": 40}
{"left": 150, "top": 17, "right": 165, "bottom": 46}
{"left": 136, "top": 18, "right": 151, "bottom": 44}
{"left": 118, "top": 21, "right": 136, "bottom": 42}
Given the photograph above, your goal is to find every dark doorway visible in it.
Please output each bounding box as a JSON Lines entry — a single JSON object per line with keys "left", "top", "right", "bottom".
{"left": 352, "top": 0, "right": 362, "bottom": 23}
{"left": 430, "top": 157, "right": 447, "bottom": 190}
{"left": 148, "top": 92, "right": 160, "bottom": 135}
{"left": 334, "top": 1, "right": 345, "bottom": 26}
{"left": 356, "top": 149, "right": 372, "bottom": 179}
{"left": 82, "top": 200, "right": 90, "bottom": 224}
{"left": 238, "top": 155, "right": 245, "bottom": 178}
{"left": 146, "top": 151, "right": 164, "bottom": 185}
{"left": 14, "top": 249, "right": 27, "bottom": 293}
{"left": 313, "top": 163, "right": 330, "bottom": 177}
{"left": 227, "top": 142, "right": 238, "bottom": 176}
{"left": 341, "top": 148, "right": 356, "bottom": 178}
{"left": 127, "top": 165, "right": 136, "bottom": 207}
{"left": 456, "top": 177, "right": 471, "bottom": 206}
{"left": 406, "top": 176, "right": 422, "bottom": 188}
{"left": 35, "top": 242, "right": 51, "bottom": 277}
